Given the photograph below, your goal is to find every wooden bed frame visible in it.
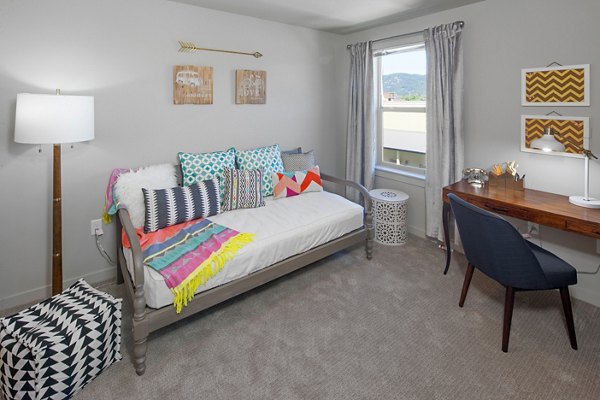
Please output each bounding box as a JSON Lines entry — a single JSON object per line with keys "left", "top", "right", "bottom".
{"left": 115, "top": 173, "right": 373, "bottom": 375}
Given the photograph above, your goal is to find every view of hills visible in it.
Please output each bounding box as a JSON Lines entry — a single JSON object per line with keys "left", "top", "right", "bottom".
{"left": 383, "top": 73, "right": 426, "bottom": 101}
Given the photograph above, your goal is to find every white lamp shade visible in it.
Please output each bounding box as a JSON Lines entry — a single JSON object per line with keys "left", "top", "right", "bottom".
{"left": 529, "top": 133, "right": 565, "bottom": 153}
{"left": 15, "top": 93, "right": 94, "bottom": 144}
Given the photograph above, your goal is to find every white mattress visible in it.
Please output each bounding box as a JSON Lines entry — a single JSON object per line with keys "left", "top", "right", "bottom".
{"left": 124, "top": 191, "right": 364, "bottom": 309}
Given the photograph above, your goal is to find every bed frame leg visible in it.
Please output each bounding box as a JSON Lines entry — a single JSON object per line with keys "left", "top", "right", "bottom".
{"left": 365, "top": 209, "right": 374, "bottom": 260}
{"left": 133, "top": 337, "right": 147, "bottom": 376}
{"left": 132, "top": 280, "right": 148, "bottom": 375}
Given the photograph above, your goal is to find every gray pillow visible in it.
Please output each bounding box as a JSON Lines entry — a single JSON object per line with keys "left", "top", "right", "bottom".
{"left": 281, "top": 150, "right": 316, "bottom": 171}
{"left": 281, "top": 147, "right": 302, "bottom": 155}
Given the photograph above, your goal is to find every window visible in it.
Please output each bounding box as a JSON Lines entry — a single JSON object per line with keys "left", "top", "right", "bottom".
{"left": 375, "top": 42, "right": 427, "bottom": 173}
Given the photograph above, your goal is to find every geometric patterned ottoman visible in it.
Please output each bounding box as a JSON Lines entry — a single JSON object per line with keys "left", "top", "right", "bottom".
{"left": 0, "top": 280, "right": 122, "bottom": 400}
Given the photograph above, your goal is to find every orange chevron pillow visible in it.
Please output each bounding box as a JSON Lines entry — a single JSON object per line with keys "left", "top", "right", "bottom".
{"left": 272, "top": 166, "right": 323, "bottom": 199}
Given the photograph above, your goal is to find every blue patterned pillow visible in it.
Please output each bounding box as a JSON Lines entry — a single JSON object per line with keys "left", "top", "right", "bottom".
{"left": 142, "top": 178, "right": 220, "bottom": 233}
{"left": 178, "top": 148, "right": 236, "bottom": 204}
{"left": 222, "top": 168, "right": 265, "bottom": 211}
{"left": 236, "top": 144, "right": 284, "bottom": 197}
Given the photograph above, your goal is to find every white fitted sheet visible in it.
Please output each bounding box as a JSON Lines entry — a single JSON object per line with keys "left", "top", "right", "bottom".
{"left": 124, "top": 191, "right": 364, "bottom": 309}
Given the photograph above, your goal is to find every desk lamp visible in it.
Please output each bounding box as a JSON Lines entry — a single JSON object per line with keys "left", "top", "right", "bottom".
{"left": 530, "top": 127, "right": 565, "bottom": 152}
{"left": 569, "top": 149, "right": 600, "bottom": 208}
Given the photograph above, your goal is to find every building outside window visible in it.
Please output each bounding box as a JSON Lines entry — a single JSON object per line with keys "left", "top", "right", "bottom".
{"left": 375, "top": 42, "right": 427, "bottom": 173}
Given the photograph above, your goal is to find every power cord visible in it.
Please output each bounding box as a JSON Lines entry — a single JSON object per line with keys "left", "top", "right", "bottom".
{"left": 95, "top": 229, "right": 116, "bottom": 266}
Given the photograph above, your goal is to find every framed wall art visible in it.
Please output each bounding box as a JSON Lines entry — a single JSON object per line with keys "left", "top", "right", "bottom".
{"left": 235, "top": 69, "right": 266, "bottom": 104}
{"left": 521, "top": 64, "right": 589, "bottom": 106}
{"left": 521, "top": 115, "right": 589, "bottom": 158}
{"left": 173, "top": 65, "right": 213, "bottom": 104}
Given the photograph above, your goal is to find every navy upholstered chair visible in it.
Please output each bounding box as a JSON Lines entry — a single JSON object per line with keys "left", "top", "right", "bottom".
{"left": 448, "top": 193, "right": 578, "bottom": 352}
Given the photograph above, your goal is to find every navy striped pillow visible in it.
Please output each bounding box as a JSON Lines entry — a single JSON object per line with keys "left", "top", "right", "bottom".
{"left": 142, "top": 178, "right": 220, "bottom": 233}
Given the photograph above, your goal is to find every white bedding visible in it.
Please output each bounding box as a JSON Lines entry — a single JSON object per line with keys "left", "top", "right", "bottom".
{"left": 124, "top": 191, "right": 364, "bottom": 309}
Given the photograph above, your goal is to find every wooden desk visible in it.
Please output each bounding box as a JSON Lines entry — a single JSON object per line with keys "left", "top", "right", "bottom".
{"left": 442, "top": 180, "right": 600, "bottom": 274}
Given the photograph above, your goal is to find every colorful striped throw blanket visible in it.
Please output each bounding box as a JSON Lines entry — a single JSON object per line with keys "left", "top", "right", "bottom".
{"left": 122, "top": 218, "right": 254, "bottom": 313}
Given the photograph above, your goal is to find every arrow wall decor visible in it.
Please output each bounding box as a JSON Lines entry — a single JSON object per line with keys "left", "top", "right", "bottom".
{"left": 178, "top": 41, "right": 263, "bottom": 58}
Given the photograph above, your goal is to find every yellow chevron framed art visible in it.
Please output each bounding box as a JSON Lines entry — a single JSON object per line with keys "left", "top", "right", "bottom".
{"left": 521, "top": 115, "right": 589, "bottom": 158}
{"left": 522, "top": 64, "right": 590, "bottom": 106}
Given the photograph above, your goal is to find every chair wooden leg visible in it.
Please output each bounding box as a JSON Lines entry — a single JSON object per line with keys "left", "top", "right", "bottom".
{"left": 459, "top": 263, "right": 475, "bottom": 307}
{"left": 502, "top": 287, "right": 515, "bottom": 352}
{"left": 559, "top": 287, "right": 578, "bottom": 350}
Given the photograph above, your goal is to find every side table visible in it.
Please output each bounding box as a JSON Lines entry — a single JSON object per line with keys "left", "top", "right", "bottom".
{"left": 369, "top": 188, "right": 409, "bottom": 245}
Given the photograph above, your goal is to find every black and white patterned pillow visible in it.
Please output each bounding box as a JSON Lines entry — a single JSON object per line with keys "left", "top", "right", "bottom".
{"left": 142, "top": 178, "right": 220, "bottom": 233}
{"left": 222, "top": 168, "right": 265, "bottom": 211}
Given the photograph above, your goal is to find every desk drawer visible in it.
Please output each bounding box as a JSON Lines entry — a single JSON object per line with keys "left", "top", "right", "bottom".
{"left": 477, "top": 201, "right": 530, "bottom": 220}
{"left": 566, "top": 220, "right": 600, "bottom": 238}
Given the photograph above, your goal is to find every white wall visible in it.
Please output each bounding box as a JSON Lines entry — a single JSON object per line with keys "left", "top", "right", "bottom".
{"left": 0, "top": 0, "right": 343, "bottom": 309}
{"left": 339, "top": 0, "right": 600, "bottom": 306}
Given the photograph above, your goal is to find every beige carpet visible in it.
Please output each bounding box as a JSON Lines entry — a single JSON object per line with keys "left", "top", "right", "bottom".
{"left": 4, "top": 236, "right": 600, "bottom": 399}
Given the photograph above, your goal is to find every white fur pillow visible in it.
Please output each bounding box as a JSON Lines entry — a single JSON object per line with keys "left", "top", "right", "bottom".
{"left": 114, "top": 164, "right": 178, "bottom": 229}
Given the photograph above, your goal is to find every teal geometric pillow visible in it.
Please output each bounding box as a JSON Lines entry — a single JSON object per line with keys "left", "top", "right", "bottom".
{"left": 236, "top": 144, "right": 284, "bottom": 197}
{"left": 178, "top": 148, "right": 236, "bottom": 204}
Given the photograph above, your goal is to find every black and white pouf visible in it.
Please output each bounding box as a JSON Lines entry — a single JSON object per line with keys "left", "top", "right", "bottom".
{"left": 0, "top": 279, "right": 122, "bottom": 400}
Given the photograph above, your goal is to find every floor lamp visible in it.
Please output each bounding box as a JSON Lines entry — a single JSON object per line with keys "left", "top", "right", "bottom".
{"left": 14, "top": 90, "right": 95, "bottom": 295}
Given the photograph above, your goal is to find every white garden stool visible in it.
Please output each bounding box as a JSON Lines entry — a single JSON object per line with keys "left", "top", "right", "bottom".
{"left": 369, "top": 188, "right": 409, "bottom": 245}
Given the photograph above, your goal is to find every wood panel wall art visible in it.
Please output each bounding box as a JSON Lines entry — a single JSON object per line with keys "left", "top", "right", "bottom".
{"left": 235, "top": 70, "right": 266, "bottom": 104}
{"left": 173, "top": 65, "right": 213, "bottom": 104}
{"left": 521, "top": 115, "right": 589, "bottom": 158}
{"left": 522, "top": 64, "right": 589, "bottom": 106}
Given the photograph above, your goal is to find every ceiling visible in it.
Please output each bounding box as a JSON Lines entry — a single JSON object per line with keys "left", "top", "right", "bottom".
{"left": 171, "top": 0, "right": 482, "bottom": 35}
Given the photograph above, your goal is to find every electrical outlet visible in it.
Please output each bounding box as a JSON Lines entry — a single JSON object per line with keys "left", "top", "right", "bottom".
{"left": 90, "top": 219, "right": 103, "bottom": 236}
{"left": 527, "top": 222, "right": 539, "bottom": 237}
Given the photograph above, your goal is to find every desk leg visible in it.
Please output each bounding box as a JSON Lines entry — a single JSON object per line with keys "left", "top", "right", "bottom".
{"left": 442, "top": 202, "right": 452, "bottom": 275}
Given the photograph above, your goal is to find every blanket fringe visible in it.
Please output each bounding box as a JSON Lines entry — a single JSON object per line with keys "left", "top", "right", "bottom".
{"left": 171, "top": 233, "right": 254, "bottom": 313}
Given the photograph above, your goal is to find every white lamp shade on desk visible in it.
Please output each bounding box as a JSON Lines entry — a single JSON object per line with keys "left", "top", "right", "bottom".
{"left": 529, "top": 131, "right": 565, "bottom": 153}
{"left": 15, "top": 93, "right": 94, "bottom": 144}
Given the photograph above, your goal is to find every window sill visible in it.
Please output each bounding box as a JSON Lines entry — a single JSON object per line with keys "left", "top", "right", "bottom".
{"left": 375, "top": 165, "right": 426, "bottom": 188}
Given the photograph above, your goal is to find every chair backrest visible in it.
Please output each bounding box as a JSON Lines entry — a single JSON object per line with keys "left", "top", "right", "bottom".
{"left": 448, "top": 193, "right": 549, "bottom": 289}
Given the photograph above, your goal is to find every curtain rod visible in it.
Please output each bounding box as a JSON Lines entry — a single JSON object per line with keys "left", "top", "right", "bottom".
{"left": 346, "top": 21, "right": 464, "bottom": 49}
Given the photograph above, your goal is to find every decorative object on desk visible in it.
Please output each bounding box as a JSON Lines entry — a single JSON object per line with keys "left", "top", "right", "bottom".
{"left": 488, "top": 161, "right": 524, "bottom": 192}
{"left": 569, "top": 148, "right": 600, "bottom": 209}
{"left": 236, "top": 69, "right": 266, "bottom": 104}
{"left": 14, "top": 90, "right": 94, "bottom": 295}
{"left": 522, "top": 64, "right": 589, "bottom": 106}
{"left": 521, "top": 115, "right": 588, "bottom": 157}
{"left": 173, "top": 65, "right": 213, "bottom": 105}
{"left": 462, "top": 168, "right": 488, "bottom": 186}
{"left": 178, "top": 41, "right": 263, "bottom": 58}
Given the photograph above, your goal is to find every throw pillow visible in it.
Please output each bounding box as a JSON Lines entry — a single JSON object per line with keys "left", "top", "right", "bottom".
{"left": 114, "top": 164, "right": 178, "bottom": 229}
{"left": 142, "top": 178, "right": 220, "bottom": 233}
{"left": 235, "top": 144, "right": 284, "bottom": 197}
{"left": 281, "top": 147, "right": 302, "bottom": 155}
{"left": 178, "top": 148, "right": 236, "bottom": 204}
{"left": 222, "top": 168, "right": 265, "bottom": 211}
{"left": 272, "top": 166, "right": 323, "bottom": 200}
{"left": 281, "top": 150, "right": 316, "bottom": 171}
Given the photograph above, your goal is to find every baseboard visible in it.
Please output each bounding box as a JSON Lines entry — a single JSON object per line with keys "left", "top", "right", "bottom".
{"left": 407, "top": 225, "right": 426, "bottom": 238}
{"left": 570, "top": 286, "right": 600, "bottom": 308}
{"left": 0, "top": 267, "right": 116, "bottom": 312}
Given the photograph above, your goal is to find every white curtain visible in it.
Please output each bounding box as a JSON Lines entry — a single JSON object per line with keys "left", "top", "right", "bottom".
{"left": 424, "top": 22, "right": 464, "bottom": 241}
{"left": 346, "top": 41, "right": 376, "bottom": 204}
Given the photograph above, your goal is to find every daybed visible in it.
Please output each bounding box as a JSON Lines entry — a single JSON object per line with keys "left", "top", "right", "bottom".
{"left": 115, "top": 169, "right": 373, "bottom": 375}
